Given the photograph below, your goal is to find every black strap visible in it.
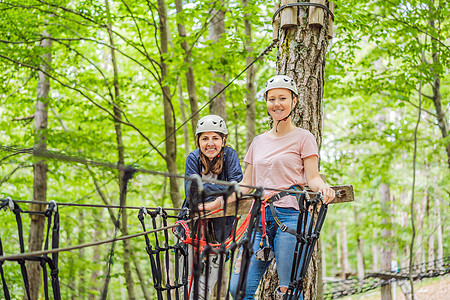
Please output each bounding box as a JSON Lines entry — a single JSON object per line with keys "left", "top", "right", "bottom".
{"left": 138, "top": 207, "right": 187, "bottom": 300}
{"left": 267, "top": 185, "right": 303, "bottom": 237}
{"left": 0, "top": 238, "right": 11, "bottom": 300}
{"left": 234, "top": 187, "right": 264, "bottom": 300}
{"left": 285, "top": 196, "right": 329, "bottom": 299}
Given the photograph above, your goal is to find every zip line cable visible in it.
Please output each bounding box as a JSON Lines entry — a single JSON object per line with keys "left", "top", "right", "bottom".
{"left": 0, "top": 144, "right": 329, "bottom": 197}
{"left": 134, "top": 41, "right": 277, "bottom": 164}
{"left": 4, "top": 199, "right": 184, "bottom": 212}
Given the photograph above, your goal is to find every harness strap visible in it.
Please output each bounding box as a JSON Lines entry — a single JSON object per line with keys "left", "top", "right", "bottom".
{"left": 268, "top": 203, "right": 298, "bottom": 236}
{"left": 266, "top": 185, "right": 303, "bottom": 237}
{"left": 0, "top": 239, "right": 11, "bottom": 300}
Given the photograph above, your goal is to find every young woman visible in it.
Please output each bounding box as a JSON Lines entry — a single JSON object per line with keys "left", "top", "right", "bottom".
{"left": 182, "top": 114, "right": 243, "bottom": 299}
{"left": 203, "top": 75, "right": 335, "bottom": 299}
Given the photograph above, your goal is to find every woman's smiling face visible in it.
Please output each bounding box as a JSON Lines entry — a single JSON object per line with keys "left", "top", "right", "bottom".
{"left": 266, "top": 88, "right": 297, "bottom": 121}
{"left": 199, "top": 131, "right": 224, "bottom": 160}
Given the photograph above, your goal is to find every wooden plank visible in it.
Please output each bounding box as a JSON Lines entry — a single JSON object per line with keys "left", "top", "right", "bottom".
{"left": 308, "top": 0, "right": 325, "bottom": 28}
{"left": 205, "top": 184, "right": 354, "bottom": 218}
{"left": 280, "top": 0, "right": 297, "bottom": 29}
{"left": 273, "top": 4, "right": 280, "bottom": 42}
{"left": 327, "top": 2, "right": 335, "bottom": 39}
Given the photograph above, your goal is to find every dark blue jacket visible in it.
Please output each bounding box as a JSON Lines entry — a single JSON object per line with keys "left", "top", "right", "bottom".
{"left": 183, "top": 146, "right": 243, "bottom": 242}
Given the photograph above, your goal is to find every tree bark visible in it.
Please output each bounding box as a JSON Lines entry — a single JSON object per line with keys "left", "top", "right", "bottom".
{"left": 435, "top": 195, "right": 444, "bottom": 270}
{"left": 242, "top": 0, "right": 257, "bottom": 148}
{"left": 158, "top": 0, "right": 181, "bottom": 208}
{"left": 208, "top": 1, "right": 227, "bottom": 119}
{"left": 380, "top": 183, "right": 392, "bottom": 300}
{"left": 354, "top": 208, "right": 365, "bottom": 283}
{"left": 105, "top": 1, "right": 135, "bottom": 298}
{"left": 78, "top": 210, "right": 86, "bottom": 297}
{"left": 174, "top": 0, "right": 199, "bottom": 136}
{"left": 26, "top": 29, "right": 52, "bottom": 300}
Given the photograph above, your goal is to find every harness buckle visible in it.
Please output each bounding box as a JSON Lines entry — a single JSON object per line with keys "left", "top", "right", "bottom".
{"left": 280, "top": 224, "right": 288, "bottom": 232}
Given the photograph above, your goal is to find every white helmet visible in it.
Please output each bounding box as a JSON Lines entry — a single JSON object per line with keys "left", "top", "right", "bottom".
{"left": 195, "top": 115, "right": 228, "bottom": 136}
{"left": 263, "top": 75, "right": 298, "bottom": 96}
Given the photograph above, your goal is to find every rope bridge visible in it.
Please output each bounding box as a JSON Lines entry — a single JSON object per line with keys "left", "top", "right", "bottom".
{"left": 323, "top": 256, "right": 450, "bottom": 299}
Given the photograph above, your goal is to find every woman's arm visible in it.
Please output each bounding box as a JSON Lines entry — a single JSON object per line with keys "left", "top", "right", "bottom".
{"left": 304, "top": 155, "right": 335, "bottom": 204}
{"left": 200, "top": 163, "right": 253, "bottom": 211}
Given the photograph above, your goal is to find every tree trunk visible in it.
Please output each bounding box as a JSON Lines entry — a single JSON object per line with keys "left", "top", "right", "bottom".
{"left": 415, "top": 194, "right": 427, "bottom": 273}
{"left": 158, "top": 0, "right": 181, "bottom": 208}
{"left": 428, "top": 9, "right": 450, "bottom": 168}
{"left": 354, "top": 208, "right": 365, "bottom": 282}
{"left": 133, "top": 256, "right": 152, "bottom": 300}
{"left": 208, "top": 1, "right": 227, "bottom": 119}
{"left": 380, "top": 183, "right": 392, "bottom": 300}
{"left": 372, "top": 216, "right": 380, "bottom": 272}
{"left": 340, "top": 219, "right": 350, "bottom": 279}
{"left": 317, "top": 239, "right": 324, "bottom": 300}
{"left": 89, "top": 210, "right": 103, "bottom": 300}
{"left": 174, "top": 0, "right": 199, "bottom": 137}
{"left": 258, "top": 262, "right": 278, "bottom": 300}
{"left": 78, "top": 210, "right": 86, "bottom": 297}
{"left": 177, "top": 80, "right": 191, "bottom": 157}
{"left": 242, "top": 0, "right": 257, "bottom": 148}
{"left": 26, "top": 29, "right": 52, "bottom": 300}
{"left": 105, "top": 1, "right": 135, "bottom": 298}
{"left": 435, "top": 195, "right": 444, "bottom": 270}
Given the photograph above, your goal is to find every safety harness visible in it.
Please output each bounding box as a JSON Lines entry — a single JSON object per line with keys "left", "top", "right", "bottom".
{"left": 252, "top": 185, "right": 329, "bottom": 300}
{"left": 255, "top": 185, "right": 303, "bottom": 261}
{"left": 0, "top": 198, "right": 61, "bottom": 300}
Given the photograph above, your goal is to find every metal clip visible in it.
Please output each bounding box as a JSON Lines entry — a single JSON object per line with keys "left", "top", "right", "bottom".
{"left": 4, "top": 196, "right": 14, "bottom": 211}
{"left": 231, "top": 181, "right": 242, "bottom": 199}
{"left": 48, "top": 200, "right": 58, "bottom": 213}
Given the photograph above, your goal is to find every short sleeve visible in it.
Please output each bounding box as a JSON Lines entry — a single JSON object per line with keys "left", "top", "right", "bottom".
{"left": 300, "top": 131, "right": 319, "bottom": 159}
{"left": 243, "top": 140, "right": 255, "bottom": 164}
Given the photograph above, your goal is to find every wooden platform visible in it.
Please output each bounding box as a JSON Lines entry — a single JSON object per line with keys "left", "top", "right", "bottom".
{"left": 204, "top": 184, "right": 354, "bottom": 218}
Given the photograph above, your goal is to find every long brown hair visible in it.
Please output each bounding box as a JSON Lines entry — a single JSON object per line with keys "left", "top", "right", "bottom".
{"left": 196, "top": 133, "right": 227, "bottom": 175}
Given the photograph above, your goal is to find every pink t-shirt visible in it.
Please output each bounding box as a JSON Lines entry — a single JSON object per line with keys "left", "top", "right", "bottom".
{"left": 244, "top": 127, "right": 319, "bottom": 210}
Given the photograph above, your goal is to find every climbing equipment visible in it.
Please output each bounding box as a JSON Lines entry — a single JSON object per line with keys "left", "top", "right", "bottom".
{"left": 285, "top": 193, "right": 328, "bottom": 300}
{"left": 0, "top": 198, "right": 61, "bottom": 300}
{"left": 263, "top": 75, "right": 299, "bottom": 97}
{"left": 139, "top": 206, "right": 188, "bottom": 300}
{"left": 195, "top": 114, "right": 228, "bottom": 136}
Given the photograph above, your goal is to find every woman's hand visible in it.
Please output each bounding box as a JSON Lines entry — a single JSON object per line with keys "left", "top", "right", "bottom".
{"left": 319, "top": 183, "right": 335, "bottom": 204}
{"left": 198, "top": 196, "right": 224, "bottom": 212}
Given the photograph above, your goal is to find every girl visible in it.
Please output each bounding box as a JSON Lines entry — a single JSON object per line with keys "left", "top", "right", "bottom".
{"left": 203, "top": 75, "right": 335, "bottom": 299}
{"left": 183, "top": 114, "right": 243, "bottom": 299}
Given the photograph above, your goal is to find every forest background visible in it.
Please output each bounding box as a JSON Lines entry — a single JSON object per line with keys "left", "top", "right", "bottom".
{"left": 0, "top": 0, "right": 448, "bottom": 299}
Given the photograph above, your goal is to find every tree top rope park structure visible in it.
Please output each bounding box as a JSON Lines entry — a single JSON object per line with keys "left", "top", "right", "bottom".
{"left": 0, "top": 141, "right": 354, "bottom": 300}
{"left": 2, "top": 2, "right": 444, "bottom": 300}
{"left": 0, "top": 2, "right": 351, "bottom": 299}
